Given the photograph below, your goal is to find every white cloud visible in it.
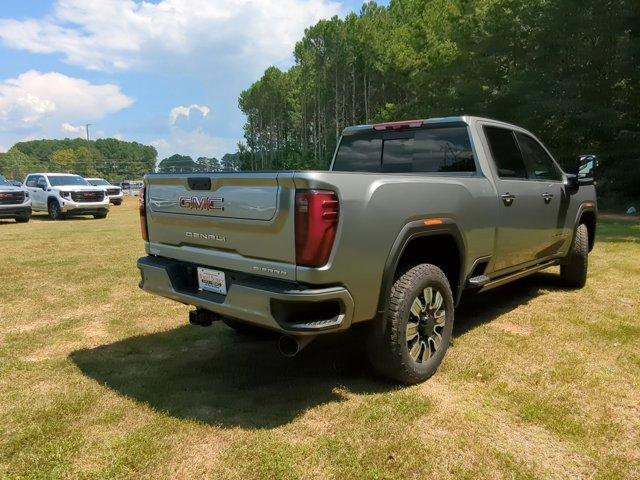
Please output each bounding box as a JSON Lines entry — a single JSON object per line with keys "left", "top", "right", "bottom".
{"left": 0, "top": 0, "right": 341, "bottom": 73}
{"left": 61, "top": 122, "right": 85, "bottom": 135}
{"left": 152, "top": 129, "right": 238, "bottom": 160}
{"left": 169, "top": 104, "right": 210, "bottom": 125}
{"left": 0, "top": 70, "right": 134, "bottom": 131}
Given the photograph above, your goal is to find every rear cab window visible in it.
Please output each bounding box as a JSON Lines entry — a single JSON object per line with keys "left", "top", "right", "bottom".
{"left": 332, "top": 125, "right": 476, "bottom": 174}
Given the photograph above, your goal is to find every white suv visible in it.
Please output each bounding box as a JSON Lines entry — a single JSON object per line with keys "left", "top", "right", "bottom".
{"left": 24, "top": 173, "right": 110, "bottom": 220}
{"left": 85, "top": 177, "right": 124, "bottom": 205}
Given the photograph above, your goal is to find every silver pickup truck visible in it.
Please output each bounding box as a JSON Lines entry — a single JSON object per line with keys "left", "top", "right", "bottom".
{"left": 137, "top": 116, "right": 597, "bottom": 384}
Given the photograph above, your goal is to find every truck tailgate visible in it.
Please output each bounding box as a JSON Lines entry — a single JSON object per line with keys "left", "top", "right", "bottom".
{"left": 145, "top": 172, "right": 297, "bottom": 280}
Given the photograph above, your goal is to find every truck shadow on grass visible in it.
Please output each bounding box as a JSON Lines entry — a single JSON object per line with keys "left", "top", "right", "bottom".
{"left": 70, "top": 272, "right": 565, "bottom": 429}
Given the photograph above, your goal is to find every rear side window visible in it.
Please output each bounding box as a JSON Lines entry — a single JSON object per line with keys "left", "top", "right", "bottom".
{"left": 333, "top": 132, "right": 382, "bottom": 172}
{"left": 333, "top": 126, "right": 476, "bottom": 173}
{"left": 484, "top": 127, "right": 527, "bottom": 179}
{"left": 515, "top": 132, "right": 562, "bottom": 181}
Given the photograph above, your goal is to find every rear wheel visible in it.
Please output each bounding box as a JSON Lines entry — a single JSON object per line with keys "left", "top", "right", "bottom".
{"left": 93, "top": 212, "right": 108, "bottom": 219}
{"left": 367, "top": 264, "right": 454, "bottom": 384}
{"left": 112, "top": 200, "right": 122, "bottom": 206}
{"left": 48, "top": 200, "right": 65, "bottom": 220}
{"left": 560, "top": 223, "right": 588, "bottom": 288}
{"left": 15, "top": 216, "right": 30, "bottom": 223}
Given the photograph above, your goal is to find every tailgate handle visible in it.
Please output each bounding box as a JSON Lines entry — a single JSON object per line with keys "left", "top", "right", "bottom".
{"left": 188, "top": 178, "right": 211, "bottom": 190}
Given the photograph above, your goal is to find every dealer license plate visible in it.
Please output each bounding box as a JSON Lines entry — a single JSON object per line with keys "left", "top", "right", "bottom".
{"left": 197, "top": 267, "right": 227, "bottom": 295}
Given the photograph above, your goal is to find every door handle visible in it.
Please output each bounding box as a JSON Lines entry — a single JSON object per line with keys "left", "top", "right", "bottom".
{"left": 501, "top": 193, "right": 515, "bottom": 206}
{"left": 542, "top": 192, "right": 554, "bottom": 203}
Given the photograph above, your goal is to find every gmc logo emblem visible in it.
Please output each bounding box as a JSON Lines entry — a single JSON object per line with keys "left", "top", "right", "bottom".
{"left": 179, "top": 196, "right": 224, "bottom": 211}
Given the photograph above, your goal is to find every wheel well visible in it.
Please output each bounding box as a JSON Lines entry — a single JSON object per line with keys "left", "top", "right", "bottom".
{"left": 580, "top": 211, "right": 596, "bottom": 251}
{"left": 47, "top": 196, "right": 58, "bottom": 206}
{"left": 395, "top": 234, "right": 462, "bottom": 298}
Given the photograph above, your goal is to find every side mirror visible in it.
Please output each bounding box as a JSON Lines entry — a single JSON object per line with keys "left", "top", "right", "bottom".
{"left": 577, "top": 154, "right": 597, "bottom": 186}
{"left": 564, "top": 173, "right": 579, "bottom": 194}
{"left": 37, "top": 180, "right": 47, "bottom": 190}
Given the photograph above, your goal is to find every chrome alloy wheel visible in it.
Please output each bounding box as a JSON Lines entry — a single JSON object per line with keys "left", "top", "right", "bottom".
{"left": 406, "top": 286, "right": 446, "bottom": 363}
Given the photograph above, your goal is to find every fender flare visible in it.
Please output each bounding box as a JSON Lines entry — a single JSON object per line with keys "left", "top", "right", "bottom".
{"left": 376, "top": 218, "right": 467, "bottom": 315}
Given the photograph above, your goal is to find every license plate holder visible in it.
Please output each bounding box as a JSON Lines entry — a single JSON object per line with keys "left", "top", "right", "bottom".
{"left": 197, "top": 267, "right": 227, "bottom": 295}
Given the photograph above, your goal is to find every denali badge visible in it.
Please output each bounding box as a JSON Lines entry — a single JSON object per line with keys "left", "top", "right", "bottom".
{"left": 185, "top": 232, "right": 226, "bottom": 242}
{"left": 179, "top": 196, "right": 224, "bottom": 211}
{"left": 252, "top": 266, "right": 288, "bottom": 276}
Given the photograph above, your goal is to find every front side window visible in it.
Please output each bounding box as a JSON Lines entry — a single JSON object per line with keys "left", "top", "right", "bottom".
{"left": 333, "top": 125, "right": 476, "bottom": 173}
{"left": 47, "top": 175, "right": 90, "bottom": 187}
{"left": 515, "top": 133, "right": 562, "bottom": 181}
{"left": 25, "top": 176, "right": 37, "bottom": 187}
{"left": 484, "top": 127, "right": 527, "bottom": 179}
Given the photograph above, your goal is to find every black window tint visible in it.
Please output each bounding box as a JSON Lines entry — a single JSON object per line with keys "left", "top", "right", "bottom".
{"left": 515, "top": 133, "right": 561, "bottom": 181}
{"left": 335, "top": 126, "right": 475, "bottom": 173}
{"left": 485, "top": 127, "right": 527, "bottom": 179}
{"left": 333, "top": 133, "right": 382, "bottom": 172}
{"left": 413, "top": 127, "right": 475, "bottom": 172}
{"left": 381, "top": 136, "right": 414, "bottom": 172}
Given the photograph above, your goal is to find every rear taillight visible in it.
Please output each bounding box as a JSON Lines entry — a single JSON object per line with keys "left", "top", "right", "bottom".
{"left": 139, "top": 185, "right": 148, "bottom": 241}
{"left": 295, "top": 190, "right": 339, "bottom": 267}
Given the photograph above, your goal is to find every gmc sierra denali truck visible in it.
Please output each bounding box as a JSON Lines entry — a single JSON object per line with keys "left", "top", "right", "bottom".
{"left": 137, "top": 116, "right": 597, "bottom": 384}
{"left": 24, "top": 173, "right": 110, "bottom": 220}
{"left": 0, "top": 175, "right": 31, "bottom": 222}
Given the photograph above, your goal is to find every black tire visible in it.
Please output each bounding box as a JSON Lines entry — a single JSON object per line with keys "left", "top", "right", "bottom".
{"left": 367, "top": 264, "right": 455, "bottom": 384}
{"left": 222, "top": 318, "right": 277, "bottom": 339}
{"left": 560, "top": 223, "right": 588, "bottom": 288}
{"left": 15, "top": 216, "right": 30, "bottom": 223}
{"left": 112, "top": 200, "right": 122, "bottom": 206}
{"left": 48, "top": 200, "right": 65, "bottom": 220}
{"left": 93, "top": 212, "right": 108, "bottom": 219}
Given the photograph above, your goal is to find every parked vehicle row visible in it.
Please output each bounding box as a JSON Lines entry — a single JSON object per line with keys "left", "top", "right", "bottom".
{"left": 0, "top": 173, "right": 135, "bottom": 223}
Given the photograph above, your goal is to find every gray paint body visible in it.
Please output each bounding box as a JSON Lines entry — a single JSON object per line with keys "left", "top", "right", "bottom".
{"left": 138, "top": 116, "right": 597, "bottom": 333}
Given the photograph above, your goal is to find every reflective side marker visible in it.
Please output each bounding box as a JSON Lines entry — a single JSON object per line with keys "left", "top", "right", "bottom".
{"left": 424, "top": 218, "right": 444, "bottom": 226}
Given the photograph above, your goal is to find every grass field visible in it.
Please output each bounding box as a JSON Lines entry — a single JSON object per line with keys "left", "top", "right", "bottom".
{"left": 1, "top": 197, "right": 638, "bottom": 479}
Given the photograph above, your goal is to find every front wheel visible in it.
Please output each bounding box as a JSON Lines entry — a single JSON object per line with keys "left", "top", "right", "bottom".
{"left": 48, "top": 201, "right": 65, "bottom": 220}
{"left": 367, "top": 264, "right": 454, "bottom": 384}
{"left": 560, "top": 223, "right": 589, "bottom": 288}
{"left": 93, "top": 212, "right": 108, "bottom": 219}
{"left": 15, "top": 216, "right": 30, "bottom": 223}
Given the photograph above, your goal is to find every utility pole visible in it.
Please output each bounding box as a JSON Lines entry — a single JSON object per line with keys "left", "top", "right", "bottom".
{"left": 85, "top": 124, "right": 92, "bottom": 141}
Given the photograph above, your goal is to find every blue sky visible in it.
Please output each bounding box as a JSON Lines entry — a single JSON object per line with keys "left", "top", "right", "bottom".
{"left": 0, "top": 0, "right": 387, "bottom": 159}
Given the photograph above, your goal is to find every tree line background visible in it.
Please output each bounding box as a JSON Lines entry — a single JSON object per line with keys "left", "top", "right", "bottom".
{"left": 237, "top": 0, "right": 639, "bottom": 207}
{"left": 0, "top": 139, "right": 157, "bottom": 183}
{"left": 0, "top": 0, "right": 637, "bottom": 208}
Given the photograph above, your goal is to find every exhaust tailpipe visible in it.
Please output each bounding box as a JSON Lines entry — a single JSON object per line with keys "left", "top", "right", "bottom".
{"left": 278, "top": 335, "right": 316, "bottom": 357}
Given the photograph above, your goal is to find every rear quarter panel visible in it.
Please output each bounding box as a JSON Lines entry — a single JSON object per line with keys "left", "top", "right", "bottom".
{"left": 294, "top": 171, "right": 497, "bottom": 322}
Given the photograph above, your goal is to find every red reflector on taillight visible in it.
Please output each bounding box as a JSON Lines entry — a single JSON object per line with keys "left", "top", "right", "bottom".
{"left": 373, "top": 119, "right": 424, "bottom": 131}
{"left": 295, "top": 190, "right": 339, "bottom": 267}
{"left": 139, "top": 185, "right": 148, "bottom": 241}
